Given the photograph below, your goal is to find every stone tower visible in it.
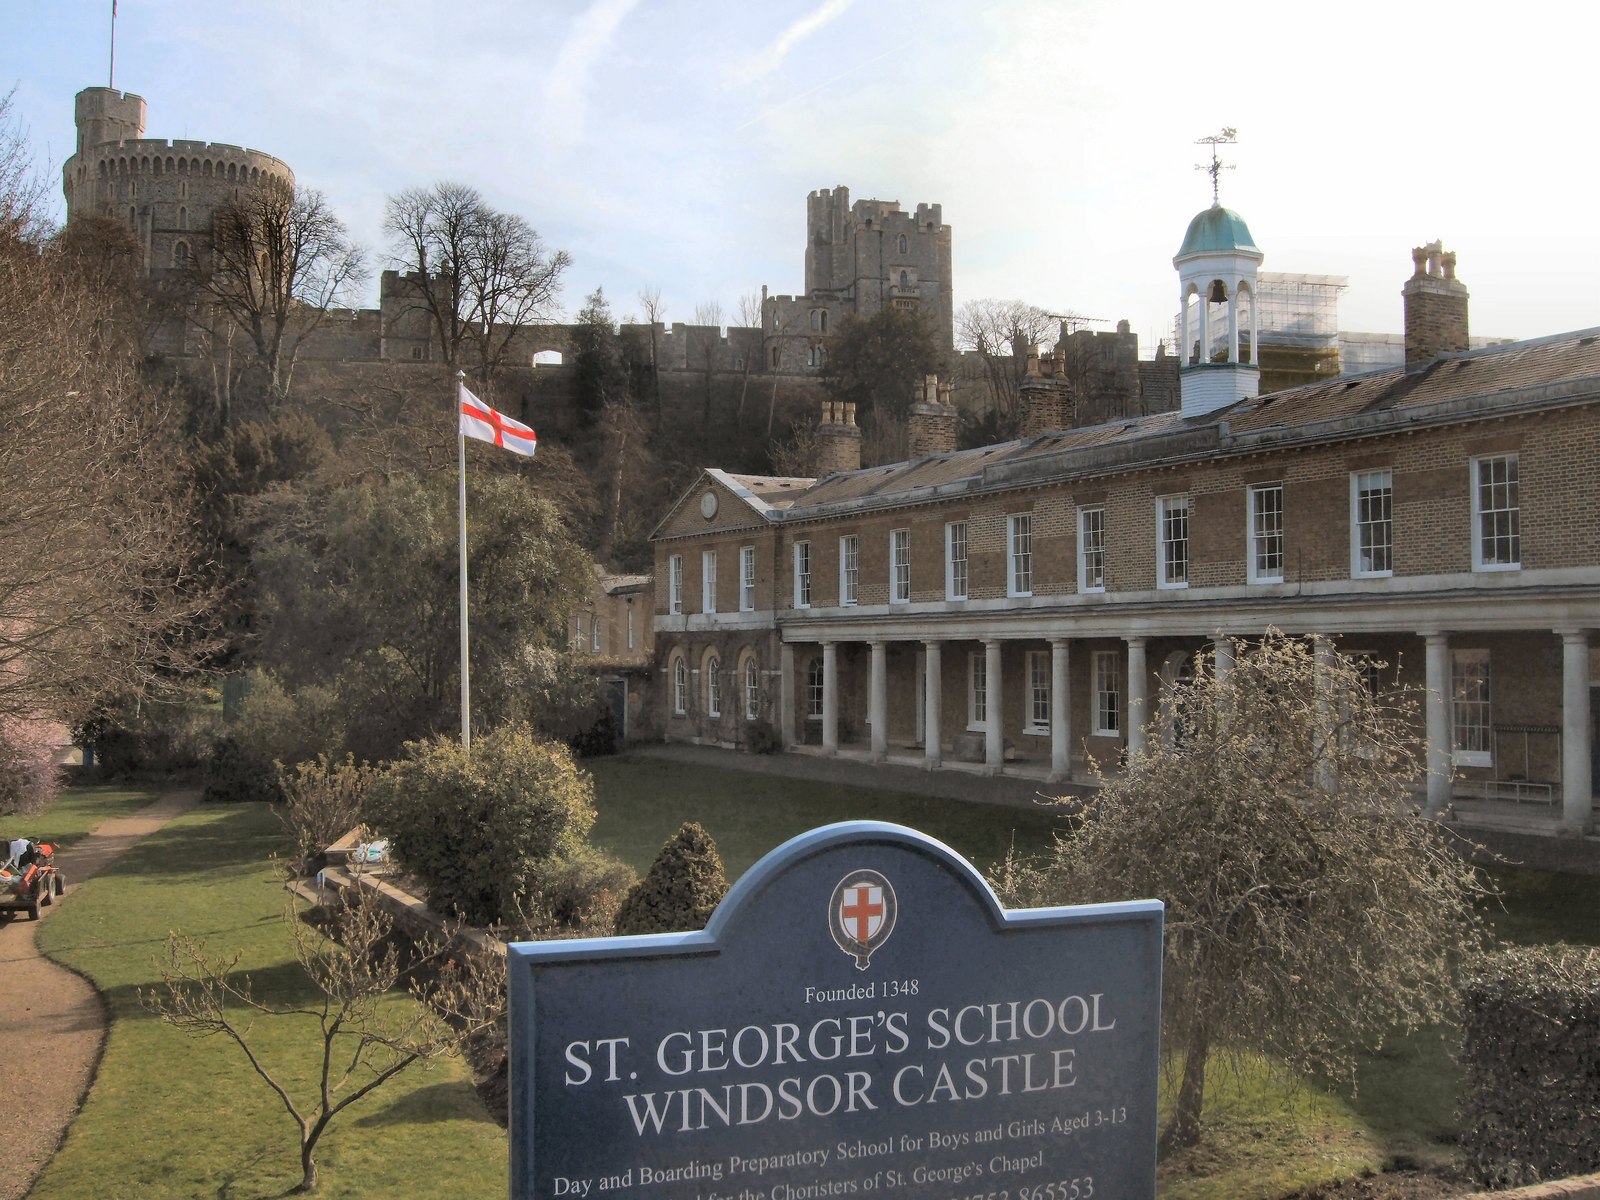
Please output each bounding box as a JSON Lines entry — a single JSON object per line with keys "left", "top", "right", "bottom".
{"left": 62, "top": 86, "right": 294, "bottom": 274}
{"left": 1173, "top": 203, "right": 1264, "bottom": 418}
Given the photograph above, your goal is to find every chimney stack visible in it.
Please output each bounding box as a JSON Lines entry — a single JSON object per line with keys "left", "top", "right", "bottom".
{"left": 1403, "top": 241, "right": 1470, "bottom": 369}
{"left": 906, "top": 374, "right": 958, "bottom": 458}
{"left": 815, "top": 399, "right": 861, "bottom": 475}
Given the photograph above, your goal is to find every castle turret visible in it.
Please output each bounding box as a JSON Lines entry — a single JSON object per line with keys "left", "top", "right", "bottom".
{"left": 1403, "top": 241, "right": 1470, "bottom": 368}
{"left": 1173, "top": 203, "right": 1263, "bottom": 418}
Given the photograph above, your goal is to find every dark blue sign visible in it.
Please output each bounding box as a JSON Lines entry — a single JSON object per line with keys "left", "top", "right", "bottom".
{"left": 508, "top": 822, "right": 1162, "bottom": 1199}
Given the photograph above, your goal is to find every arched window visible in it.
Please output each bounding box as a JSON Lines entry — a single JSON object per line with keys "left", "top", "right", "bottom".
{"left": 172, "top": 239, "right": 191, "bottom": 267}
{"left": 770, "top": 345, "right": 780, "bottom": 368}
{"left": 897, "top": 234, "right": 907, "bottom": 254}
{"left": 177, "top": 206, "right": 187, "bottom": 230}
{"left": 806, "top": 657, "right": 825, "bottom": 719}
{"left": 810, "top": 310, "right": 821, "bottom": 331}
{"left": 672, "top": 656, "right": 688, "bottom": 715}
{"left": 819, "top": 310, "right": 827, "bottom": 334}
{"left": 128, "top": 206, "right": 137, "bottom": 227}
{"left": 899, "top": 270, "right": 909, "bottom": 287}
{"left": 743, "top": 656, "right": 760, "bottom": 720}
{"left": 706, "top": 655, "right": 722, "bottom": 717}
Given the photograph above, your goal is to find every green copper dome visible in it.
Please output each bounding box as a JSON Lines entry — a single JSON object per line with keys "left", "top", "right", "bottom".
{"left": 1176, "top": 204, "right": 1259, "bottom": 259}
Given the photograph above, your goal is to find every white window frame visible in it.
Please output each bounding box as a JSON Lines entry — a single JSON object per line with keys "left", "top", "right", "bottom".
{"left": 805, "top": 657, "right": 824, "bottom": 720}
{"left": 1471, "top": 454, "right": 1520, "bottom": 571}
{"left": 672, "top": 656, "right": 687, "bottom": 715}
{"left": 1078, "top": 506, "right": 1105, "bottom": 593}
{"left": 1024, "top": 650, "right": 1050, "bottom": 735}
{"left": 1247, "top": 482, "right": 1284, "bottom": 584}
{"left": 706, "top": 654, "right": 722, "bottom": 718}
{"left": 1157, "top": 495, "right": 1190, "bottom": 589}
{"left": 1451, "top": 648, "right": 1492, "bottom": 767}
{"left": 1008, "top": 513, "right": 1034, "bottom": 598}
{"left": 1092, "top": 650, "right": 1120, "bottom": 736}
{"left": 793, "top": 541, "right": 811, "bottom": 609}
{"left": 626, "top": 606, "right": 635, "bottom": 651}
{"left": 890, "top": 528, "right": 910, "bottom": 604}
{"left": 701, "top": 550, "right": 717, "bottom": 613}
{"left": 945, "top": 521, "right": 969, "bottom": 601}
{"left": 743, "top": 657, "right": 760, "bottom": 720}
{"left": 966, "top": 652, "right": 987, "bottom": 731}
{"left": 739, "top": 545, "right": 756, "bottom": 611}
{"left": 839, "top": 534, "right": 859, "bottom": 606}
{"left": 1351, "top": 469, "right": 1393, "bottom": 578}
{"left": 668, "top": 555, "right": 683, "bottom": 614}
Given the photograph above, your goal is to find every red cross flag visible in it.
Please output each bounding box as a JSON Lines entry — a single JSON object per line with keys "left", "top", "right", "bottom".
{"left": 460, "top": 386, "right": 537, "bottom": 457}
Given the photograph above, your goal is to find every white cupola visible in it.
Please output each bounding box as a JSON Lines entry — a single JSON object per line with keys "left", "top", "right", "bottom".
{"left": 1173, "top": 203, "right": 1264, "bottom": 418}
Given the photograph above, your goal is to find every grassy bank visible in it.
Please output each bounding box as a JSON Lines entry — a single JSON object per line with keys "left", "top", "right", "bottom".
{"left": 31, "top": 796, "right": 504, "bottom": 1200}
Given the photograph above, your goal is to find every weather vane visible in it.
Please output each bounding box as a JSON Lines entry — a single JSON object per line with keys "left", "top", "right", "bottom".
{"left": 1194, "top": 127, "right": 1237, "bottom": 205}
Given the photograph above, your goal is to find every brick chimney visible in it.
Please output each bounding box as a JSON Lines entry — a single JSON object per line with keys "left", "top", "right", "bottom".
{"left": 1020, "top": 345, "right": 1073, "bottom": 437}
{"left": 1403, "top": 241, "right": 1469, "bottom": 369}
{"left": 815, "top": 399, "right": 861, "bottom": 475}
{"left": 906, "top": 374, "right": 958, "bottom": 458}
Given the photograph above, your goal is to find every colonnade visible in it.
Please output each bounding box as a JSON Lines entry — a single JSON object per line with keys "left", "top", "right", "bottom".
{"left": 775, "top": 628, "right": 1594, "bottom": 832}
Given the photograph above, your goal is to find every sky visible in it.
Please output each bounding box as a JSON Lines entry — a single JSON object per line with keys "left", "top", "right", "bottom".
{"left": 5, "top": 0, "right": 1599, "bottom": 352}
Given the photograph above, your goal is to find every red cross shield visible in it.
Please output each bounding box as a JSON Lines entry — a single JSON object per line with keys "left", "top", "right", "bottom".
{"left": 829, "top": 870, "right": 897, "bottom": 970}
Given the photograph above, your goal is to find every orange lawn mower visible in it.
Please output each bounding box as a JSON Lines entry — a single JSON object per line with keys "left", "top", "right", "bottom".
{"left": 0, "top": 838, "right": 64, "bottom": 921}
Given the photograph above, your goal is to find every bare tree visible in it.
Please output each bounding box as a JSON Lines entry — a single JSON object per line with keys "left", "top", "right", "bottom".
{"left": 734, "top": 290, "right": 764, "bottom": 426}
{"left": 192, "top": 176, "right": 366, "bottom": 409}
{"left": 994, "top": 632, "right": 1487, "bottom": 1150}
{"left": 384, "top": 182, "right": 569, "bottom": 395}
{"left": 0, "top": 210, "right": 211, "bottom": 733}
{"left": 143, "top": 881, "right": 503, "bottom": 1193}
{"left": 693, "top": 300, "right": 724, "bottom": 444}
{"left": 0, "top": 89, "right": 50, "bottom": 244}
{"left": 955, "top": 298, "right": 1062, "bottom": 427}
{"left": 637, "top": 286, "right": 666, "bottom": 426}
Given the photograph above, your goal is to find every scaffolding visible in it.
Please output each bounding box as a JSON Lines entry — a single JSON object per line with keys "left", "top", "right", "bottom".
{"left": 1254, "top": 273, "right": 1347, "bottom": 349}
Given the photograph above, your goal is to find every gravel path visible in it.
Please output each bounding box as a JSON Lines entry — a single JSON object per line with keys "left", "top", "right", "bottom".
{"left": 0, "top": 789, "right": 199, "bottom": 1200}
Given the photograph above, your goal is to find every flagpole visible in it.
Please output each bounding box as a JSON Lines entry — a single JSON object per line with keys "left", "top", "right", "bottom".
{"left": 456, "top": 371, "right": 471, "bottom": 752}
{"left": 109, "top": 1, "right": 117, "bottom": 88}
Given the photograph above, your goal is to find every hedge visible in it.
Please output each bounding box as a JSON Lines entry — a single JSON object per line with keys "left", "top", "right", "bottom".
{"left": 1460, "top": 943, "right": 1600, "bottom": 1188}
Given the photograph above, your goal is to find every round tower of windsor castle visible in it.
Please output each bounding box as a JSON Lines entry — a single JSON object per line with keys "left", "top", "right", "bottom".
{"left": 62, "top": 86, "right": 294, "bottom": 273}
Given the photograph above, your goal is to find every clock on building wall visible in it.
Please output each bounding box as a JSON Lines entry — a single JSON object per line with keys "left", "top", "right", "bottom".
{"left": 700, "top": 491, "right": 718, "bottom": 520}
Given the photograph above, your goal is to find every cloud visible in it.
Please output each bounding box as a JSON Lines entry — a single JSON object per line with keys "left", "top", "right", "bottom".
{"left": 544, "top": 0, "right": 640, "bottom": 143}
{"left": 727, "top": 0, "right": 855, "bottom": 87}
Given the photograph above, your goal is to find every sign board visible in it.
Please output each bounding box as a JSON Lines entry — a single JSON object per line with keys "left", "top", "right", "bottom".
{"left": 508, "top": 822, "right": 1162, "bottom": 1199}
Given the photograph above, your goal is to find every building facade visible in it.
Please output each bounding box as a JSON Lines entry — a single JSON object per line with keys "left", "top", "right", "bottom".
{"left": 651, "top": 221, "right": 1600, "bottom": 836}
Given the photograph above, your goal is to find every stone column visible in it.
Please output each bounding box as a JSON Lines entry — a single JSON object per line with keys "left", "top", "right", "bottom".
{"left": 1126, "top": 637, "right": 1148, "bottom": 758}
{"left": 779, "top": 642, "right": 795, "bottom": 748}
{"left": 822, "top": 640, "right": 839, "bottom": 755}
{"left": 1424, "top": 633, "right": 1452, "bottom": 815}
{"left": 1227, "top": 287, "right": 1239, "bottom": 363}
{"left": 1050, "top": 638, "right": 1071, "bottom": 782}
{"left": 924, "top": 640, "right": 943, "bottom": 769}
{"left": 869, "top": 639, "right": 888, "bottom": 761}
{"left": 1212, "top": 635, "right": 1235, "bottom": 684}
{"left": 1560, "top": 631, "right": 1593, "bottom": 834}
{"left": 984, "top": 639, "right": 1004, "bottom": 773}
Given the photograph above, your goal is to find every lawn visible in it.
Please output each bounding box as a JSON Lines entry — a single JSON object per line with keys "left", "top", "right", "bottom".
{"left": 31, "top": 795, "right": 504, "bottom": 1200}
{"left": 9, "top": 783, "right": 158, "bottom": 849}
{"left": 585, "top": 753, "right": 1069, "bottom": 879}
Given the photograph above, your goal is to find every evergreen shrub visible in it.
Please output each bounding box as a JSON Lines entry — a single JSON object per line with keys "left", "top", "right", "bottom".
{"left": 363, "top": 724, "right": 596, "bottom": 927}
{"left": 202, "top": 735, "right": 281, "bottom": 804}
{"left": 613, "top": 822, "right": 729, "bottom": 936}
{"left": 1460, "top": 943, "right": 1600, "bottom": 1187}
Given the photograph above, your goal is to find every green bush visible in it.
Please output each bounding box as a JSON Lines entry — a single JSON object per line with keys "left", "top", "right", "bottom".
{"left": 362, "top": 724, "right": 596, "bottom": 927}
{"left": 202, "top": 736, "right": 280, "bottom": 805}
{"left": 744, "top": 717, "right": 782, "bottom": 755}
{"left": 524, "top": 846, "right": 637, "bottom": 937}
{"left": 613, "top": 822, "right": 729, "bottom": 936}
{"left": 230, "top": 670, "right": 344, "bottom": 768}
{"left": 1460, "top": 943, "right": 1600, "bottom": 1187}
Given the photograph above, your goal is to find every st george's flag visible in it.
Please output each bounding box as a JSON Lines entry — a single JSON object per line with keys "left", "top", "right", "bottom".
{"left": 459, "top": 385, "right": 537, "bottom": 457}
